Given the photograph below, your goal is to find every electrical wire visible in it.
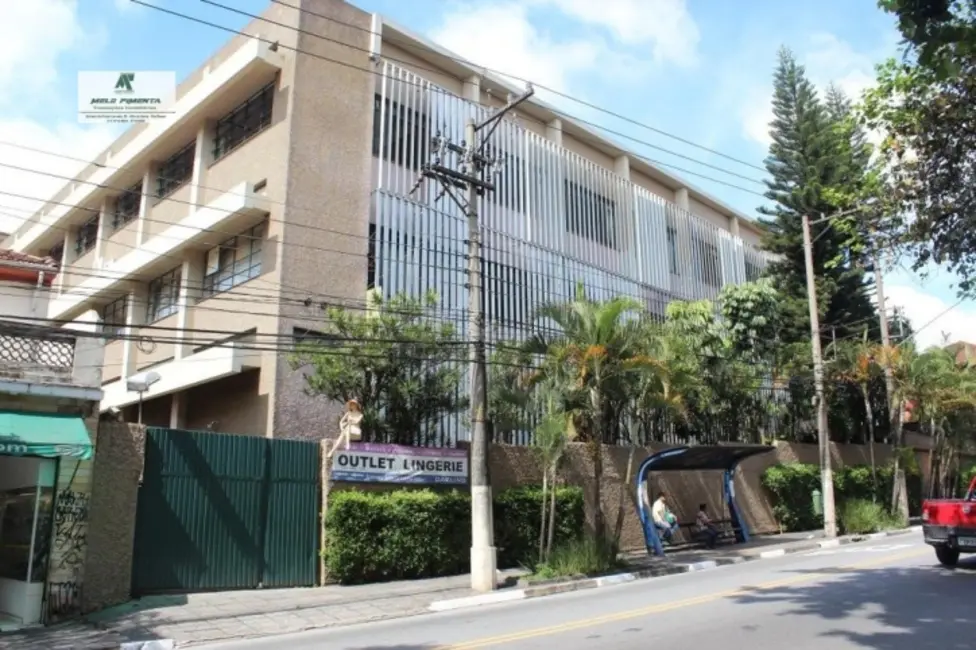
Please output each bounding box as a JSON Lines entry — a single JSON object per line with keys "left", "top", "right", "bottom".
{"left": 123, "top": 0, "right": 770, "bottom": 200}
{"left": 205, "top": 0, "right": 768, "bottom": 183}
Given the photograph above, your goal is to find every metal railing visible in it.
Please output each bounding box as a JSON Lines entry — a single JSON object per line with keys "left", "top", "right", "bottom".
{"left": 0, "top": 321, "right": 76, "bottom": 371}
{"left": 363, "top": 61, "right": 781, "bottom": 447}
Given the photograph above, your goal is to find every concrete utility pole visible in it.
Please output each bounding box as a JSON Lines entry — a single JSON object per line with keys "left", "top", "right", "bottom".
{"left": 802, "top": 214, "right": 838, "bottom": 537}
{"left": 412, "top": 84, "right": 534, "bottom": 592}
{"left": 873, "top": 248, "right": 909, "bottom": 518}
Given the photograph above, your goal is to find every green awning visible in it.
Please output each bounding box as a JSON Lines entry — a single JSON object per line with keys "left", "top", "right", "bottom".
{"left": 0, "top": 411, "right": 93, "bottom": 460}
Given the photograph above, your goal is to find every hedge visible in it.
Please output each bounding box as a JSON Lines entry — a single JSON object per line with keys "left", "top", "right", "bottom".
{"left": 324, "top": 485, "right": 584, "bottom": 584}
{"left": 762, "top": 462, "right": 922, "bottom": 532}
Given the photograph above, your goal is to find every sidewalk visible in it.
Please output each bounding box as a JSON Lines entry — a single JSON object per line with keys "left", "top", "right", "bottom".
{"left": 0, "top": 528, "right": 920, "bottom": 650}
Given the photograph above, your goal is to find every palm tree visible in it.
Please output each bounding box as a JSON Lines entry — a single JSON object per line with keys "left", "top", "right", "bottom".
{"left": 523, "top": 284, "right": 647, "bottom": 548}
{"left": 901, "top": 348, "right": 976, "bottom": 498}
{"left": 611, "top": 320, "right": 696, "bottom": 545}
{"left": 829, "top": 331, "right": 882, "bottom": 489}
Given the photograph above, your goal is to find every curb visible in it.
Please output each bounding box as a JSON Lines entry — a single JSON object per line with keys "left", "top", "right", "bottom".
{"left": 119, "top": 640, "right": 176, "bottom": 650}
{"left": 428, "top": 526, "right": 922, "bottom": 613}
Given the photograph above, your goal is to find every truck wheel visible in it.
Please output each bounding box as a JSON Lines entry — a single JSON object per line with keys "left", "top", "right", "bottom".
{"left": 936, "top": 545, "right": 960, "bottom": 567}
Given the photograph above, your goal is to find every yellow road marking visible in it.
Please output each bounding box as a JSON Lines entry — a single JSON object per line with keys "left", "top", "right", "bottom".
{"left": 437, "top": 548, "right": 928, "bottom": 649}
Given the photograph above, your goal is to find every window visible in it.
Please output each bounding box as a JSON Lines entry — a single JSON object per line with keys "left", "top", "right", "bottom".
{"left": 481, "top": 259, "right": 531, "bottom": 327}
{"left": 156, "top": 142, "right": 195, "bottom": 199}
{"left": 693, "top": 236, "right": 721, "bottom": 288}
{"left": 201, "top": 222, "right": 264, "bottom": 298}
{"left": 666, "top": 226, "right": 679, "bottom": 275}
{"left": 213, "top": 82, "right": 275, "bottom": 161}
{"left": 48, "top": 242, "right": 64, "bottom": 266}
{"left": 372, "top": 94, "right": 429, "bottom": 171}
{"left": 113, "top": 182, "right": 142, "bottom": 229}
{"left": 146, "top": 266, "right": 181, "bottom": 322}
{"left": 481, "top": 144, "right": 523, "bottom": 211}
{"left": 564, "top": 180, "right": 617, "bottom": 249}
{"left": 745, "top": 258, "right": 762, "bottom": 282}
{"left": 100, "top": 296, "right": 128, "bottom": 338}
{"left": 292, "top": 327, "right": 335, "bottom": 344}
{"left": 367, "top": 224, "right": 434, "bottom": 291}
{"left": 74, "top": 215, "right": 98, "bottom": 256}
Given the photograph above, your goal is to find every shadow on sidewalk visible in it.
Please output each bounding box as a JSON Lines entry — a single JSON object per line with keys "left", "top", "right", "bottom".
{"left": 726, "top": 555, "right": 976, "bottom": 650}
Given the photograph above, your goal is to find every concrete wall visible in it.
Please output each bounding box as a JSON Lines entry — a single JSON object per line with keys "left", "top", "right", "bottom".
{"left": 44, "top": 419, "right": 99, "bottom": 622}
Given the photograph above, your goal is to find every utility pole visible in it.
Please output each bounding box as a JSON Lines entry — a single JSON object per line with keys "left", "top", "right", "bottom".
{"left": 411, "top": 84, "right": 535, "bottom": 592}
{"left": 873, "top": 248, "right": 908, "bottom": 519}
{"left": 802, "top": 214, "right": 837, "bottom": 537}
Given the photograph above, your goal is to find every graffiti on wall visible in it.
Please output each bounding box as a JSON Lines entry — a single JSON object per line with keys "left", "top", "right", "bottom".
{"left": 48, "top": 489, "right": 90, "bottom": 618}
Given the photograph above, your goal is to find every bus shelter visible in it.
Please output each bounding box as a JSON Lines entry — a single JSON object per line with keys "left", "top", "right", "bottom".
{"left": 636, "top": 444, "right": 774, "bottom": 556}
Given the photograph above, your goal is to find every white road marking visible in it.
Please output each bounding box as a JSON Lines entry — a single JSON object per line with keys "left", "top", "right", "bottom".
{"left": 804, "top": 543, "right": 913, "bottom": 557}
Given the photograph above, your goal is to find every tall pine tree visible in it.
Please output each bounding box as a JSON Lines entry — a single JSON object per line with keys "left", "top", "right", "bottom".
{"left": 758, "top": 48, "right": 878, "bottom": 345}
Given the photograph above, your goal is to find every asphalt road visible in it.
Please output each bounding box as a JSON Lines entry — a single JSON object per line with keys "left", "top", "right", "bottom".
{"left": 200, "top": 533, "right": 974, "bottom": 650}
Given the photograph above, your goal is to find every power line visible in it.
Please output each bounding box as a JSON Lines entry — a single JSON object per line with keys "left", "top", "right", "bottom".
{"left": 125, "top": 0, "right": 769, "bottom": 201}
{"left": 260, "top": 0, "right": 767, "bottom": 175}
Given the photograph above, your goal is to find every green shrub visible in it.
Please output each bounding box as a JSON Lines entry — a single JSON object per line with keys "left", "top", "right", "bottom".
{"left": 324, "top": 489, "right": 470, "bottom": 584}
{"left": 761, "top": 463, "right": 823, "bottom": 532}
{"left": 763, "top": 461, "right": 923, "bottom": 532}
{"left": 494, "top": 485, "right": 584, "bottom": 568}
{"left": 840, "top": 499, "right": 893, "bottom": 535}
{"left": 324, "top": 485, "right": 585, "bottom": 584}
{"left": 530, "top": 537, "right": 620, "bottom": 582}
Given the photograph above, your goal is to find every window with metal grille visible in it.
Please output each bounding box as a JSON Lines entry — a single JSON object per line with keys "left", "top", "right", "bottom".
{"left": 100, "top": 296, "right": 128, "bottom": 338}
{"left": 666, "top": 226, "right": 679, "bottom": 275}
{"left": 481, "top": 144, "right": 524, "bottom": 212}
{"left": 75, "top": 215, "right": 99, "bottom": 255}
{"left": 113, "top": 181, "right": 142, "bottom": 229}
{"left": 201, "top": 222, "right": 264, "bottom": 299}
{"left": 745, "top": 258, "right": 762, "bottom": 282}
{"left": 372, "top": 94, "right": 429, "bottom": 171}
{"left": 693, "top": 236, "right": 722, "bottom": 287}
{"left": 156, "top": 142, "right": 195, "bottom": 199}
{"left": 481, "top": 259, "right": 532, "bottom": 327}
{"left": 213, "top": 82, "right": 275, "bottom": 161}
{"left": 564, "top": 180, "right": 617, "bottom": 249}
{"left": 146, "top": 266, "right": 181, "bottom": 322}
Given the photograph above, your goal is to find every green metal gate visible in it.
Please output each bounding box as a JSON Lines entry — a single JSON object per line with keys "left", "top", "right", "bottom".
{"left": 132, "top": 428, "right": 320, "bottom": 594}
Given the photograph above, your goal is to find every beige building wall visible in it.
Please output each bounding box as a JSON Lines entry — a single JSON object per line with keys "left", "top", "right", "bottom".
{"left": 269, "top": 0, "right": 376, "bottom": 440}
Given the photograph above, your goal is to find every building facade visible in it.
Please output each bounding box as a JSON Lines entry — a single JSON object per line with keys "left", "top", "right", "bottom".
{"left": 0, "top": 251, "right": 104, "bottom": 628}
{"left": 1, "top": 0, "right": 771, "bottom": 440}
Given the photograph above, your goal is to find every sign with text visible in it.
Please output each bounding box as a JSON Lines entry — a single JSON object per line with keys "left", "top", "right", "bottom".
{"left": 331, "top": 443, "right": 468, "bottom": 485}
{"left": 78, "top": 71, "right": 176, "bottom": 124}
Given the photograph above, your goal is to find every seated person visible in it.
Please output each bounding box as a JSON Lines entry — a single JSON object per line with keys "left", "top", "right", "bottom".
{"left": 652, "top": 492, "right": 680, "bottom": 543}
{"left": 696, "top": 503, "right": 719, "bottom": 549}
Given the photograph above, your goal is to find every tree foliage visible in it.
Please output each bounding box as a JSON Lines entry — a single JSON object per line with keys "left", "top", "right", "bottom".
{"left": 758, "top": 48, "right": 879, "bottom": 343}
{"left": 862, "top": 0, "right": 976, "bottom": 295}
{"left": 290, "top": 290, "right": 467, "bottom": 445}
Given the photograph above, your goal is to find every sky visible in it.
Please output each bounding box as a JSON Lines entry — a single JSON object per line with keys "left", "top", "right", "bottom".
{"left": 0, "top": 0, "right": 970, "bottom": 350}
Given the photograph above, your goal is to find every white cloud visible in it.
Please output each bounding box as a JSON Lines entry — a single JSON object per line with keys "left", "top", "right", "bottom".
{"left": 884, "top": 283, "right": 975, "bottom": 350}
{"left": 429, "top": 3, "right": 599, "bottom": 96}
{"left": 0, "top": 0, "right": 118, "bottom": 238}
{"left": 0, "top": 0, "right": 86, "bottom": 107}
{"left": 529, "top": 0, "right": 700, "bottom": 68}
{"left": 428, "top": 0, "right": 698, "bottom": 111}
{"left": 0, "top": 122, "right": 119, "bottom": 236}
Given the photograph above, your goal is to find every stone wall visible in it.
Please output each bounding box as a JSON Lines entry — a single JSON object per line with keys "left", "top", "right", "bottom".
{"left": 490, "top": 440, "right": 919, "bottom": 553}
{"left": 80, "top": 422, "right": 146, "bottom": 614}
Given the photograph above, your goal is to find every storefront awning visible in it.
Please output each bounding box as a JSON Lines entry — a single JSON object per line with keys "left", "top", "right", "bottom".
{"left": 0, "top": 411, "right": 93, "bottom": 460}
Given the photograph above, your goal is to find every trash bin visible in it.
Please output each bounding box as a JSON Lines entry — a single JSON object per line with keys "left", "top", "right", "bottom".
{"left": 812, "top": 488, "right": 823, "bottom": 517}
